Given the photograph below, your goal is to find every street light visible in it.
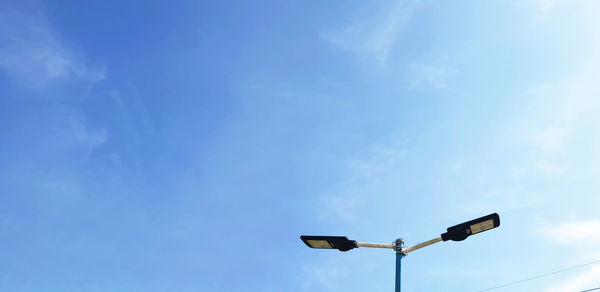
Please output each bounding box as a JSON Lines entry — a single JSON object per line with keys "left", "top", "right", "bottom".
{"left": 441, "top": 212, "right": 500, "bottom": 242}
{"left": 300, "top": 213, "right": 500, "bottom": 292}
{"left": 300, "top": 236, "right": 357, "bottom": 251}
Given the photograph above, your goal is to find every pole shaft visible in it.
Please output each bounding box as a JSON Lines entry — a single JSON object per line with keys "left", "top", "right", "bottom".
{"left": 395, "top": 252, "right": 403, "bottom": 292}
{"left": 394, "top": 239, "right": 404, "bottom": 292}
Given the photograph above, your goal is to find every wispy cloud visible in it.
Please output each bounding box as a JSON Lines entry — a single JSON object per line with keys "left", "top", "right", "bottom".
{"left": 535, "top": 125, "right": 569, "bottom": 153}
{"left": 407, "top": 62, "right": 455, "bottom": 89}
{"left": 54, "top": 115, "right": 107, "bottom": 159}
{"left": 504, "top": 34, "right": 600, "bottom": 179}
{"left": 534, "top": 162, "right": 567, "bottom": 175}
{"left": 536, "top": 0, "right": 597, "bottom": 13}
{"left": 537, "top": 0, "right": 570, "bottom": 12}
{"left": 0, "top": 7, "right": 109, "bottom": 197}
{"left": 521, "top": 72, "right": 600, "bottom": 160}
{"left": 300, "top": 256, "right": 383, "bottom": 292}
{"left": 543, "top": 264, "right": 600, "bottom": 292}
{"left": 316, "top": 193, "right": 365, "bottom": 222}
{"left": 463, "top": 186, "right": 539, "bottom": 215}
{"left": 321, "top": 0, "right": 419, "bottom": 64}
{"left": 510, "top": 0, "right": 600, "bottom": 164}
{"left": 314, "top": 144, "right": 406, "bottom": 222}
{"left": 539, "top": 219, "right": 600, "bottom": 246}
{"left": 300, "top": 263, "right": 348, "bottom": 291}
{"left": 0, "top": 7, "right": 104, "bottom": 90}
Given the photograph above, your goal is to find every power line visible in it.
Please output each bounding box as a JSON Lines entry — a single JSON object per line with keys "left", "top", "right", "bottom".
{"left": 580, "top": 287, "right": 600, "bottom": 292}
{"left": 477, "top": 259, "right": 600, "bottom": 291}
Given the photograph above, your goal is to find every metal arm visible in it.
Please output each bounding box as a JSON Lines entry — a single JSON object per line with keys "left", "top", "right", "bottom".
{"left": 356, "top": 242, "right": 395, "bottom": 249}
{"left": 356, "top": 237, "right": 442, "bottom": 253}
{"left": 404, "top": 237, "right": 442, "bottom": 253}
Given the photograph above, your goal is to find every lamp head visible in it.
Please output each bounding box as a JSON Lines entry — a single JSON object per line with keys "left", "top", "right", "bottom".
{"left": 301, "top": 235, "right": 357, "bottom": 251}
{"left": 441, "top": 213, "right": 500, "bottom": 242}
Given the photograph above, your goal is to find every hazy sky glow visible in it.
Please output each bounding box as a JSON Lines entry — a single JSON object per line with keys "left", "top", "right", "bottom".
{"left": 1, "top": 1, "right": 600, "bottom": 291}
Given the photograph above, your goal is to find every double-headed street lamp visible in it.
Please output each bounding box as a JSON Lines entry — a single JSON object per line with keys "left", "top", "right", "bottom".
{"left": 301, "top": 213, "right": 500, "bottom": 292}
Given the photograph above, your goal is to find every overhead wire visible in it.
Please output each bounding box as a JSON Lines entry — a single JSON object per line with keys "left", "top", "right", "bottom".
{"left": 477, "top": 259, "right": 600, "bottom": 291}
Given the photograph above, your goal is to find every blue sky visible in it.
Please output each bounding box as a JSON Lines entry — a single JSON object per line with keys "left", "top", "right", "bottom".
{"left": 1, "top": 0, "right": 600, "bottom": 291}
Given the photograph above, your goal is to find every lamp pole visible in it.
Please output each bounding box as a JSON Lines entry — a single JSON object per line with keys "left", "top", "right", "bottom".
{"left": 394, "top": 239, "right": 404, "bottom": 292}
{"left": 301, "top": 213, "right": 500, "bottom": 291}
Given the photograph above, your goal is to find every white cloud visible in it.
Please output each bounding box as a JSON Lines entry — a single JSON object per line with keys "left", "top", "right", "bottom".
{"left": 322, "top": 0, "right": 419, "bottom": 64}
{"left": 509, "top": 167, "right": 528, "bottom": 180}
{"left": 300, "top": 257, "right": 383, "bottom": 292}
{"left": 535, "top": 126, "right": 569, "bottom": 153}
{"left": 346, "top": 147, "right": 406, "bottom": 181}
{"left": 544, "top": 264, "right": 600, "bottom": 292}
{"left": 301, "top": 264, "right": 347, "bottom": 291}
{"left": 535, "top": 162, "right": 567, "bottom": 175}
{"left": 536, "top": 0, "right": 597, "bottom": 13}
{"left": 66, "top": 116, "right": 106, "bottom": 148}
{"left": 464, "top": 187, "right": 539, "bottom": 214}
{"left": 537, "top": 0, "right": 569, "bottom": 12}
{"left": 526, "top": 74, "right": 600, "bottom": 158}
{"left": 315, "top": 144, "right": 406, "bottom": 222}
{"left": 520, "top": 0, "right": 600, "bottom": 159}
{"left": 41, "top": 113, "right": 108, "bottom": 165}
{"left": 515, "top": 50, "right": 600, "bottom": 182}
{"left": 407, "top": 62, "right": 455, "bottom": 89}
{"left": 539, "top": 220, "right": 600, "bottom": 246}
{"left": 316, "top": 194, "right": 365, "bottom": 222}
{"left": 0, "top": 8, "right": 105, "bottom": 90}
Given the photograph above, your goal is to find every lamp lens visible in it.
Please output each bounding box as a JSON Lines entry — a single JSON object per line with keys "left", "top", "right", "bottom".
{"left": 470, "top": 219, "right": 495, "bottom": 234}
{"left": 306, "top": 240, "right": 334, "bottom": 249}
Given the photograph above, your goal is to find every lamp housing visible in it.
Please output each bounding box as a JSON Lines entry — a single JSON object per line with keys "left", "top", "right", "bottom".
{"left": 301, "top": 235, "right": 357, "bottom": 251}
{"left": 441, "top": 213, "right": 500, "bottom": 242}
